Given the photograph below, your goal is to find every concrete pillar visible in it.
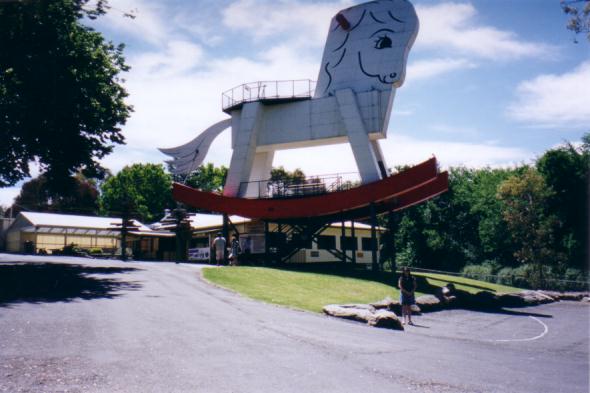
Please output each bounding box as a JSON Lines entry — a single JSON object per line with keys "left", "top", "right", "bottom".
{"left": 244, "top": 151, "right": 275, "bottom": 198}
{"left": 223, "top": 102, "right": 264, "bottom": 197}
{"left": 335, "top": 89, "right": 382, "bottom": 185}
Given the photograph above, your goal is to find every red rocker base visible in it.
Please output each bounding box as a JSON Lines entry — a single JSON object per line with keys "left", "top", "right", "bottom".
{"left": 172, "top": 157, "right": 448, "bottom": 221}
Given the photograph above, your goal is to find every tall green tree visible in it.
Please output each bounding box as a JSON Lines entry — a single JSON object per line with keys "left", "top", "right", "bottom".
{"left": 0, "top": 0, "right": 132, "bottom": 189}
{"left": 497, "top": 168, "right": 563, "bottom": 287}
{"left": 184, "top": 163, "right": 228, "bottom": 192}
{"left": 12, "top": 173, "right": 99, "bottom": 215}
{"left": 536, "top": 135, "right": 589, "bottom": 269}
{"left": 99, "top": 164, "right": 173, "bottom": 223}
{"left": 271, "top": 167, "right": 306, "bottom": 184}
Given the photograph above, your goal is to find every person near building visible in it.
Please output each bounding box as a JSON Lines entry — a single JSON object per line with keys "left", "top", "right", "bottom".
{"left": 228, "top": 234, "right": 241, "bottom": 266}
{"left": 398, "top": 267, "right": 417, "bottom": 325}
{"left": 212, "top": 232, "right": 226, "bottom": 266}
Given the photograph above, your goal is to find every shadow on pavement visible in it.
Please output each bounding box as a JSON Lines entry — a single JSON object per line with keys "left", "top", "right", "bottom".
{"left": 0, "top": 263, "right": 142, "bottom": 307}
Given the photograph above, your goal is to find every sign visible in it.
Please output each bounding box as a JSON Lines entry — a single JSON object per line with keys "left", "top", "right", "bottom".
{"left": 188, "top": 247, "right": 210, "bottom": 261}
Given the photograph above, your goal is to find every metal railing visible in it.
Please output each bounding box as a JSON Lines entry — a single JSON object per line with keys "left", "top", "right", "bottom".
{"left": 222, "top": 79, "right": 316, "bottom": 111}
{"left": 238, "top": 172, "right": 360, "bottom": 199}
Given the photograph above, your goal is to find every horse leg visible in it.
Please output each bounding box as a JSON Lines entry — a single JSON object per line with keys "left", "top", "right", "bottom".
{"left": 223, "top": 102, "right": 264, "bottom": 197}
{"left": 335, "top": 88, "right": 383, "bottom": 184}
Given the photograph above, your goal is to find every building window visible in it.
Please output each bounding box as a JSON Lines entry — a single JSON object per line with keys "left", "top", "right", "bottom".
{"left": 340, "top": 236, "right": 357, "bottom": 250}
{"left": 291, "top": 233, "right": 313, "bottom": 249}
{"left": 361, "top": 237, "right": 375, "bottom": 251}
{"left": 316, "top": 235, "right": 336, "bottom": 250}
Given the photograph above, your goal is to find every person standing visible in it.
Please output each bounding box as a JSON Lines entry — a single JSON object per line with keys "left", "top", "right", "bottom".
{"left": 229, "top": 235, "right": 241, "bottom": 266}
{"left": 398, "top": 267, "right": 417, "bottom": 325}
{"left": 212, "top": 232, "right": 226, "bottom": 266}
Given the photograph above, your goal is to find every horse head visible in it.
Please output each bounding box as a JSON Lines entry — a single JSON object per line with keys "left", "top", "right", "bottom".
{"left": 314, "top": 0, "right": 419, "bottom": 97}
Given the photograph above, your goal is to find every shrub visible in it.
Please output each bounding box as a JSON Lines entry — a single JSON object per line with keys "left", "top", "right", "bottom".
{"left": 462, "top": 263, "right": 494, "bottom": 282}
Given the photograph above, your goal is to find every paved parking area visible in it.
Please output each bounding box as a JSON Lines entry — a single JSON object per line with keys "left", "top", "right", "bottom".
{"left": 0, "top": 254, "right": 588, "bottom": 393}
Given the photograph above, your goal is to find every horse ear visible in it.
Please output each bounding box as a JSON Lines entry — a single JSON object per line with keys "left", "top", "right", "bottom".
{"left": 335, "top": 12, "right": 350, "bottom": 31}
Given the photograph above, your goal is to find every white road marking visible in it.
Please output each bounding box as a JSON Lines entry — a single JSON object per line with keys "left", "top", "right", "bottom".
{"left": 493, "top": 316, "right": 549, "bottom": 342}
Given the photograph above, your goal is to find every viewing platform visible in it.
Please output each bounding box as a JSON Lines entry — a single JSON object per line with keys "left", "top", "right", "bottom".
{"left": 222, "top": 79, "right": 316, "bottom": 113}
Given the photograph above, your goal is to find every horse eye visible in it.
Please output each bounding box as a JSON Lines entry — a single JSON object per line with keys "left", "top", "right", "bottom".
{"left": 374, "top": 35, "right": 392, "bottom": 49}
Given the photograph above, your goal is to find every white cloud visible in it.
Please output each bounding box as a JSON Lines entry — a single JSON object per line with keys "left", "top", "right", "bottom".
{"left": 112, "top": 39, "right": 319, "bottom": 167}
{"left": 407, "top": 57, "right": 477, "bottom": 81}
{"left": 271, "top": 134, "right": 532, "bottom": 178}
{"left": 0, "top": 187, "right": 20, "bottom": 208}
{"left": 89, "top": 0, "right": 170, "bottom": 45}
{"left": 506, "top": 61, "right": 590, "bottom": 129}
{"left": 222, "top": 0, "right": 352, "bottom": 45}
{"left": 415, "top": 2, "right": 550, "bottom": 60}
{"left": 382, "top": 134, "right": 532, "bottom": 169}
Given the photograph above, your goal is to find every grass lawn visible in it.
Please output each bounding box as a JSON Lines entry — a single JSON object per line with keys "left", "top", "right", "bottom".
{"left": 202, "top": 267, "right": 407, "bottom": 313}
{"left": 202, "top": 266, "right": 522, "bottom": 313}
{"left": 412, "top": 272, "right": 521, "bottom": 294}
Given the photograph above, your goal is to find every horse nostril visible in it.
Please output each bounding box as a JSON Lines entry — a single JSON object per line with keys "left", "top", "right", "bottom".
{"left": 390, "top": 72, "right": 397, "bottom": 78}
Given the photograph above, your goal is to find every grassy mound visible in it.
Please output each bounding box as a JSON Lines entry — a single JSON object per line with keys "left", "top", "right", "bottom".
{"left": 202, "top": 266, "right": 522, "bottom": 313}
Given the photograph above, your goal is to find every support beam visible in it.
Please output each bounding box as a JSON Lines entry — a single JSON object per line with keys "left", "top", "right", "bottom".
{"left": 351, "top": 220, "right": 356, "bottom": 264}
{"left": 341, "top": 218, "right": 346, "bottom": 263}
{"left": 223, "top": 214, "right": 229, "bottom": 263}
{"left": 370, "top": 203, "right": 378, "bottom": 272}
{"left": 264, "top": 221, "right": 270, "bottom": 266}
{"left": 335, "top": 89, "right": 383, "bottom": 184}
{"left": 223, "top": 102, "right": 264, "bottom": 197}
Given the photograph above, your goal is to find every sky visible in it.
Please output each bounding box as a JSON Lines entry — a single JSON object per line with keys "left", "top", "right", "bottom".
{"left": 1, "top": 0, "right": 589, "bottom": 207}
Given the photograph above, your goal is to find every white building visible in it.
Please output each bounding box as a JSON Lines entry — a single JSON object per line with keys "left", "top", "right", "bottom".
{"left": 4, "top": 212, "right": 173, "bottom": 259}
{"left": 184, "top": 213, "right": 384, "bottom": 265}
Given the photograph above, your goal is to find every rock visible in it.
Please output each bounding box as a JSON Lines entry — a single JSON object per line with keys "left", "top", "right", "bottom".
{"left": 416, "top": 294, "right": 442, "bottom": 312}
{"left": 582, "top": 297, "right": 590, "bottom": 303}
{"left": 557, "top": 292, "right": 589, "bottom": 301}
{"left": 367, "top": 310, "right": 404, "bottom": 330}
{"left": 339, "top": 303, "right": 376, "bottom": 311}
{"left": 497, "top": 293, "right": 527, "bottom": 308}
{"left": 518, "top": 290, "right": 555, "bottom": 305}
{"left": 535, "top": 290, "right": 561, "bottom": 300}
{"left": 410, "top": 304, "right": 421, "bottom": 314}
{"left": 322, "top": 304, "right": 374, "bottom": 323}
{"left": 323, "top": 304, "right": 404, "bottom": 330}
{"left": 472, "top": 290, "right": 500, "bottom": 309}
{"left": 370, "top": 297, "right": 397, "bottom": 310}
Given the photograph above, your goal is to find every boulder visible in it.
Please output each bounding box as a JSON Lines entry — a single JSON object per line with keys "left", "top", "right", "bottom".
{"left": 472, "top": 290, "right": 500, "bottom": 309}
{"left": 581, "top": 297, "right": 590, "bottom": 303}
{"left": 497, "top": 293, "right": 527, "bottom": 308}
{"left": 322, "top": 304, "right": 374, "bottom": 323}
{"left": 410, "top": 304, "right": 421, "bottom": 314}
{"left": 518, "top": 290, "right": 555, "bottom": 305}
{"left": 323, "top": 304, "right": 404, "bottom": 330}
{"left": 557, "top": 292, "right": 589, "bottom": 301}
{"left": 367, "top": 310, "right": 404, "bottom": 330}
{"left": 370, "top": 297, "right": 397, "bottom": 310}
{"left": 415, "top": 294, "right": 442, "bottom": 312}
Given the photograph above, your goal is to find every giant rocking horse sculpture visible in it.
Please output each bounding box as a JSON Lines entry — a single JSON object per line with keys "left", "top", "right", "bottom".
{"left": 160, "top": 0, "right": 448, "bottom": 221}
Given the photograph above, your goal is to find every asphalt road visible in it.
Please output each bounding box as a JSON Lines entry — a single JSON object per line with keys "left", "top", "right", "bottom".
{"left": 0, "top": 254, "right": 588, "bottom": 393}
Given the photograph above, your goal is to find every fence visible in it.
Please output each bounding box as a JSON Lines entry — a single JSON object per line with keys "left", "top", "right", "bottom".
{"left": 222, "top": 79, "right": 316, "bottom": 111}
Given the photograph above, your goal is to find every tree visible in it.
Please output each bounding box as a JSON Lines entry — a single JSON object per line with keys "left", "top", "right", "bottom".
{"left": 0, "top": 0, "right": 132, "bottom": 189}
{"left": 561, "top": 0, "right": 590, "bottom": 42}
{"left": 536, "top": 135, "right": 589, "bottom": 269}
{"left": 184, "top": 163, "right": 228, "bottom": 192}
{"left": 271, "top": 167, "right": 306, "bottom": 184}
{"left": 99, "top": 164, "right": 173, "bottom": 223}
{"left": 12, "top": 173, "right": 99, "bottom": 215}
{"left": 497, "top": 169, "right": 563, "bottom": 288}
